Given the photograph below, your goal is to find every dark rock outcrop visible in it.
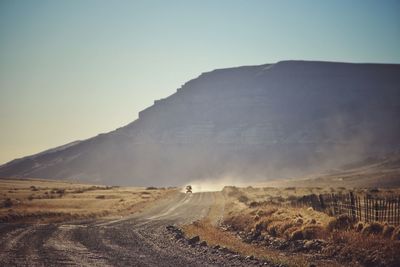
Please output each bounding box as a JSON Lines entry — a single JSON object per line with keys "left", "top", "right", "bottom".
{"left": 1, "top": 60, "right": 399, "bottom": 185}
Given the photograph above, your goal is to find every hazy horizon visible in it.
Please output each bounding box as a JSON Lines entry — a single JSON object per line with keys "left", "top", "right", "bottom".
{"left": 1, "top": 0, "right": 400, "bottom": 164}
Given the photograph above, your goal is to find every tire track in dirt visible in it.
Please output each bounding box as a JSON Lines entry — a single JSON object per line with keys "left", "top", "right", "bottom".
{"left": 45, "top": 224, "right": 112, "bottom": 266}
{"left": 0, "top": 224, "right": 59, "bottom": 266}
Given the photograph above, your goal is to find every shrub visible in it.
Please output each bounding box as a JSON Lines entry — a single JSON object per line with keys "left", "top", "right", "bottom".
{"left": 223, "top": 214, "right": 254, "bottom": 232}
{"left": 302, "top": 225, "right": 325, "bottom": 240}
{"left": 290, "top": 229, "right": 304, "bottom": 240}
{"left": 30, "top": 186, "right": 39, "bottom": 191}
{"left": 52, "top": 188, "right": 65, "bottom": 195}
{"left": 285, "top": 187, "right": 296, "bottom": 190}
{"left": 295, "top": 218, "right": 304, "bottom": 225}
{"left": 327, "top": 214, "right": 353, "bottom": 231}
{"left": 255, "top": 221, "right": 268, "bottom": 232}
{"left": 227, "top": 187, "right": 240, "bottom": 197}
{"left": 282, "top": 226, "right": 298, "bottom": 239}
{"left": 270, "top": 196, "right": 285, "bottom": 203}
{"left": 355, "top": 222, "right": 364, "bottom": 232}
{"left": 382, "top": 225, "right": 395, "bottom": 238}
{"left": 287, "top": 195, "right": 299, "bottom": 202}
{"left": 2, "top": 198, "right": 13, "bottom": 208}
{"left": 267, "top": 223, "right": 279, "bottom": 237}
{"left": 391, "top": 226, "right": 400, "bottom": 240}
{"left": 263, "top": 207, "right": 278, "bottom": 217}
{"left": 146, "top": 187, "right": 158, "bottom": 190}
{"left": 56, "top": 189, "right": 65, "bottom": 194}
{"left": 74, "top": 189, "right": 85, "bottom": 193}
{"left": 238, "top": 195, "right": 249, "bottom": 204}
{"left": 249, "top": 201, "right": 260, "bottom": 208}
{"left": 278, "top": 222, "right": 294, "bottom": 235}
{"left": 361, "top": 222, "right": 384, "bottom": 236}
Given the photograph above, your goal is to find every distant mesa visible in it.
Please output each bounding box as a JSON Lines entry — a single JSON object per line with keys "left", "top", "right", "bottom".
{"left": 1, "top": 60, "right": 399, "bottom": 186}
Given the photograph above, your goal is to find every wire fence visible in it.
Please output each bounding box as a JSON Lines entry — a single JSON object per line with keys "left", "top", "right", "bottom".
{"left": 295, "top": 192, "right": 400, "bottom": 225}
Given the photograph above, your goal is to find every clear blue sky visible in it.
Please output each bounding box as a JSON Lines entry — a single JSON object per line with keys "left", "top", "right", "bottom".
{"left": 0, "top": 0, "right": 399, "bottom": 164}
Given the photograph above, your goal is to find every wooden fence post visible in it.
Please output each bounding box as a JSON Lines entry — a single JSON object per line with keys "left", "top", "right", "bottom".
{"left": 364, "top": 196, "right": 368, "bottom": 222}
{"left": 383, "top": 199, "right": 387, "bottom": 223}
{"left": 396, "top": 197, "right": 398, "bottom": 225}
{"left": 395, "top": 197, "right": 400, "bottom": 225}
{"left": 382, "top": 199, "right": 386, "bottom": 222}
{"left": 350, "top": 192, "right": 356, "bottom": 221}
{"left": 360, "top": 196, "right": 363, "bottom": 221}
{"left": 391, "top": 198, "right": 394, "bottom": 225}
{"left": 379, "top": 199, "right": 381, "bottom": 222}
{"left": 394, "top": 197, "right": 397, "bottom": 225}
{"left": 319, "top": 194, "right": 325, "bottom": 211}
{"left": 364, "top": 195, "right": 369, "bottom": 222}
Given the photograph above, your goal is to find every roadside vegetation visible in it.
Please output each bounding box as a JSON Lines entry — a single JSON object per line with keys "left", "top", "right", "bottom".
{"left": 183, "top": 186, "right": 400, "bottom": 267}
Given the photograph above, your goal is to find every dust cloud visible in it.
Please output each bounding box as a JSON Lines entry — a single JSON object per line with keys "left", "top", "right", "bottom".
{"left": 180, "top": 176, "right": 249, "bottom": 192}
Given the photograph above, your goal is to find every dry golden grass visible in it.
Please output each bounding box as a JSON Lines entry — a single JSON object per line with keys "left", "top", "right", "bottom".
{"left": 182, "top": 187, "right": 343, "bottom": 267}
{"left": 222, "top": 186, "right": 400, "bottom": 266}
{"left": 183, "top": 219, "right": 314, "bottom": 267}
{"left": 324, "top": 229, "right": 400, "bottom": 266}
{"left": 0, "top": 178, "right": 175, "bottom": 223}
{"left": 182, "top": 186, "right": 400, "bottom": 267}
{"left": 222, "top": 186, "right": 333, "bottom": 238}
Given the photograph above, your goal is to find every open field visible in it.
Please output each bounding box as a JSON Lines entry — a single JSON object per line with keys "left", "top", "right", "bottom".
{"left": 1, "top": 177, "right": 400, "bottom": 266}
{"left": 0, "top": 178, "right": 175, "bottom": 223}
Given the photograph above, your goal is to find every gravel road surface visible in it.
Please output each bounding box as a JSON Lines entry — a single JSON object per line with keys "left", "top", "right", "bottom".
{"left": 0, "top": 192, "right": 274, "bottom": 266}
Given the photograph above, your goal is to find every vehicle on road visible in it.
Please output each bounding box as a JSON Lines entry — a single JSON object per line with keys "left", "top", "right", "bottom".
{"left": 185, "top": 185, "right": 192, "bottom": 193}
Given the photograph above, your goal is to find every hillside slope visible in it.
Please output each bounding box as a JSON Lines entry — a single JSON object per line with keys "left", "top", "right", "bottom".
{"left": 1, "top": 60, "right": 399, "bottom": 186}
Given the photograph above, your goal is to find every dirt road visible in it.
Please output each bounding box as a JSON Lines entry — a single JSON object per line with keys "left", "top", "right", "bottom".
{"left": 0, "top": 192, "right": 271, "bottom": 266}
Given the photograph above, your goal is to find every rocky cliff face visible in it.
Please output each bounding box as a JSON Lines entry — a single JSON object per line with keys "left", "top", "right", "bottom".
{"left": 1, "top": 61, "right": 399, "bottom": 186}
